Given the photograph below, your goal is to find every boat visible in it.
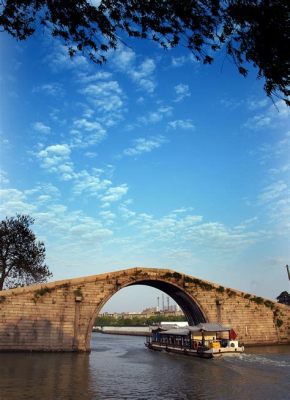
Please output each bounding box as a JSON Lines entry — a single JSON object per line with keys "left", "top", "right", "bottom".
{"left": 145, "top": 323, "right": 244, "bottom": 359}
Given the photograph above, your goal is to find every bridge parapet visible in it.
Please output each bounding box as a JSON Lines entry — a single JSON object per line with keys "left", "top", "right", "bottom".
{"left": 0, "top": 267, "right": 289, "bottom": 351}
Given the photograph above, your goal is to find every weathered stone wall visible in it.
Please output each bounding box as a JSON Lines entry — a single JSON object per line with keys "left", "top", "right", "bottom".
{"left": 0, "top": 267, "right": 289, "bottom": 351}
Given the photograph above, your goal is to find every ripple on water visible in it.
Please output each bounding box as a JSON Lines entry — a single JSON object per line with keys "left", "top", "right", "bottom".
{"left": 0, "top": 335, "right": 289, "bottom": 400}
{"left": 226, "top": 353, "right": 290, "bottom": 368}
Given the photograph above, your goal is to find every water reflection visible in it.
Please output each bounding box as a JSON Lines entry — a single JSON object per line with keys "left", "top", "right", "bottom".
{"left": 0, "top": 334, "right": 289, "bottom": 400}
{"left": 0, "top": 353, "right": 95, "bottom": 400}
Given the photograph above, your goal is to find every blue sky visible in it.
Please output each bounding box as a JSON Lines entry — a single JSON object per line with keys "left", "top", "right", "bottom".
{"left": 0, "top": 29, "right": 289, "bottom": 312}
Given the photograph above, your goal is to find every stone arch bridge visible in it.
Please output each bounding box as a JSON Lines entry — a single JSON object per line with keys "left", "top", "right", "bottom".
{"left": 0, "top": 267, "right": 289, "bottom": 351}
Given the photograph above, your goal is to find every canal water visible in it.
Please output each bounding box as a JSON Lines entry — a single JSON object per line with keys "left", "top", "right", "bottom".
{"left": 0, "top": 333, "right": 289, "bottom": 400}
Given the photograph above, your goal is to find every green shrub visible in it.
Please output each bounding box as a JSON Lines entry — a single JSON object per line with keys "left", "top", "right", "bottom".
{"left": 163, "top": 271, "right": 182, "bottom": 280}
{"left": 34, "top": 286, "right": 52, "bottom": 299}
{"left": 184, "top": 276, "right": 195, "bottom": 284}
{"left": 276, "top": 319, "right": 283, "bottom": 328}
{"left": 251, "top": 296, "right": 264, "bottom": 305}
{"left": 226, "top": 289, "right": 236, "bottom": 297}
{"left": 74, "top": 287, "right": 83, "bottom": 297}
{"left": 264, "top": 300, "right": 274, "bottom": 309}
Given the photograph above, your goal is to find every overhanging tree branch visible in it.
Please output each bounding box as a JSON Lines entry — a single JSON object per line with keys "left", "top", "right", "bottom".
{"left": 0, "top": 0, "right": 289, "bottom": 103}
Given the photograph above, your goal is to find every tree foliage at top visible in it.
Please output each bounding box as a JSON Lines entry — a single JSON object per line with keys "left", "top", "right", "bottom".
{"left": 0, "top": 215, "right": 52, "bottom": 290}
{"left": 0, "top": 0, "right": 289, "bottom": 104}
{"left": 276, "top": 291, "right": 290, "bottom": 306}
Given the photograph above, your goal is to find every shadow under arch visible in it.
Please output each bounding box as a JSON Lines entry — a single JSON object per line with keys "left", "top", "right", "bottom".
{"left": 86, "top": 277, "right": 207, "bottom": 350}
{"left": 90, "top": 278, "right": 206, "bottom": 329}
{"left": 128, "top": 280, "right": 207, "bottom": 326}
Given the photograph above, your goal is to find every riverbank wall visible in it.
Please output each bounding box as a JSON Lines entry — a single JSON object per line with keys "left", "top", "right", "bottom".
{"left": 93, "top": 326, "right": 150, "bottom": 336}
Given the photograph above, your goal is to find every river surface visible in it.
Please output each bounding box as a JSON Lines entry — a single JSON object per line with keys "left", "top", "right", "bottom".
{"left": 1, "top": 333, "right": 289, "bottom": 400}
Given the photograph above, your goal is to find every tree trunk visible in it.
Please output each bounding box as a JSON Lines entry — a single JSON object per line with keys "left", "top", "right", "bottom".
{"left": 0, "top": 272, "right": 5, "bottom": 291}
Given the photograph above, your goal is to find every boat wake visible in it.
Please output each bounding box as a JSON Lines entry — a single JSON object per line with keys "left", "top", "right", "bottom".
{"left": 231, "top": 353, "right": 290, "bottom": 368}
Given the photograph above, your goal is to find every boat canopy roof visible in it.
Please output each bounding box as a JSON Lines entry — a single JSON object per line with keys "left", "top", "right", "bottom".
{"left": 159, "top": 328, "right": 189, "bottom": 336}
{"left": 156, "top": 323, "right": 231, "bottom": 336}
{"left": 189, "top": 323, "right": 231, "bottom": 333}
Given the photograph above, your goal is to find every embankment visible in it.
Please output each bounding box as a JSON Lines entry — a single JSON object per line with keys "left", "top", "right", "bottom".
{"left": 93, "top": 326, "right": 150, "bottom": 336}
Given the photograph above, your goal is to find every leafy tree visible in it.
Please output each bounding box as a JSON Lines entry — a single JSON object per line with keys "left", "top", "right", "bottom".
{"left": 276, "top": 291, "right": 290, "bottom": 306}
{"left": 0, "top": 215, "right": 52, "bottom": 290}
{"left": 0, "top": 0, "right": 289, "bottom": 104}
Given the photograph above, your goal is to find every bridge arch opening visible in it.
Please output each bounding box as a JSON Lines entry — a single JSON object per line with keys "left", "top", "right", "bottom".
{"left": 87, "top": 278, "right": 207, "bottom": 349}
{"left": 128, "top": 280, "right": 206, "bottom": 326}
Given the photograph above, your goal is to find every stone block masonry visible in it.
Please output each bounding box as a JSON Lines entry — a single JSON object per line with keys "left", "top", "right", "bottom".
{"left": 0, "top": 267, "right": 289, "bottom": 352}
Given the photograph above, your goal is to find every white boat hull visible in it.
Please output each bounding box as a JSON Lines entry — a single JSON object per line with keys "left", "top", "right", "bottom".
{"left": 146, "top": 342, "right": 244, "bottom": 359}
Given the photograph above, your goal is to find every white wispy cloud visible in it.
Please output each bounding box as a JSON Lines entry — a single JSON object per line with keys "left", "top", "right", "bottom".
{"left": 24, "top": 183, "right": 60, "bottom": 200}
{"left": 72, "top": 169, "right": 111, "bottom": 197}
{"left": 123, "top": 135, "right": 167, "bottom": 157}
{"left": 257, "top": 179, "right": 290, "bottom": 232}
{"left": 0, "top": 188, "right": 36, "bottom": 216}
{"left": 0, "top": 169, "right": 9, "bottom": 185}
{"left": 32, "top": 121, "right": 51, "bottom": 134}
{"left": 249, "top": 128, "right": 290, "bottom": 233}
{"left": 81, "top": 80, "right": 123, "bottom": 111}
{"left": 100, "top": 184, "right": 128, "bottom": 205}
{"left": 48, "top": 108, "right": 67, "bottom": 125}
{"left": 99, "top": 210, "right": 116, "bottom": 225}
{"left": 245, "top": 114, "right": 271, "bottom": 129}
{"left": 244, "top": 100, "right": 290, "bottom": 130}
{"left": 258, "top": 131, "right": 290, "bottom": 169}
{"left": 37, "top": 144, "right": 74, "bottom": 180}
{"left": 171, "top": 56, "right": 188, "bottom": 67}
{"left": 32, "top": 83, "right": 63, "bottom": 96}
{"left": 0, "top": 179, "right": 272, "bottom": 277}
{"left": 71, "top": 167, "right": 129, "bottom": 208}
{"left": 0, "top": 132, "right": 9, "bottom": 148}
{"left": 138, "top": 106, "right": 172, "bottom": 125}
{"left": 84, "top": 151, "right": 98, "bottom": 158}
{"left": 234, "top": 217, "right": 259, "bottom": 232}
{"left": 130, "top": 58, "right": 156, "bottom": 93}
{"left": 47, "top": 42, "right": 89, "bottom": 72}
{"left": 74, "top": 118, "right": 104, "bottom": 132}
{"left": 274, "top": 131, "right": 290, "bottom": 156}
{"left": 0, "top": 185, "right": 113, "bottom": 255}
{"left": 183, "top": 222, "right": 262, "bottom": 250}
{"left": 113, "top": 47, "right": 156, "bottom": 93}
{"left": 247, "top": 98, "right": 268, "bottom": 110}
{"left": 220, "top": 96, "right": 268, "bottom": 111}
{"left": 220, "top": 98, "right": 244, "bottom": 110}
{"left": 71, "top": 118, "right": 107, "bottom": 147}
{"left": 168, "top": 119, "right": 195, "bottom": 130}
{"left": 116, "top": 205, "right": 263, "bottom": 253}
{"left": 114, "top": 47, "right": 136, "bottom": 69}
{"left": 171, "top": 54, "right": 198, "bottom": 67}
{"left": 69, "top": 220, "right": 112, "bottom": 242}
{"left": 174, "top": 84, "right": 191, "bottom": 102}
{"left": 76, "top": 71, "right": 112, "bottom": 83}
{"left": 34, "top": 140, "right": 129, "bottom": 206}
{"left": 269, "top": 163, "right": 290, "bottom": 175}
{"left": 258, "top": 180, "right": 288, "bottom": 204}
{"left": 119, "top": 203, "right": 136, "bottom": 220}
{"left": 80, "top": 80, "right": 125, "bottom": 126}
{"left": 38, "top": 143, "right": 70, "bottom": 158}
